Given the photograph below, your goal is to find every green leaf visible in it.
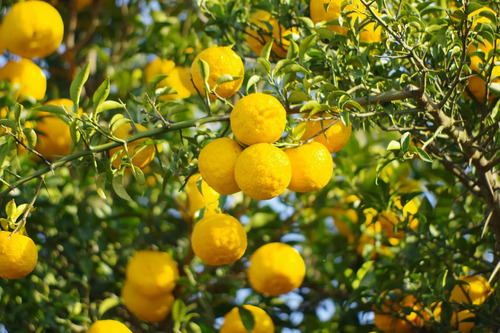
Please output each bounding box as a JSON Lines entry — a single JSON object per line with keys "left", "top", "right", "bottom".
{"left": 112, "top": 170, "right": 133, "bottom": 202}
{"left": 0, "top": 119, "right": 17, "bottom": 130}
{"left": 5, "top": 199, "right": 16, "bottom": 220}
{"left": 148, "top": 74, "right": 168, "bottom": 92}
{"left": 286, "top": 40, "right": 299, "bottom": 60}
{"left": 239, "top": 306, "right": 255, "bottom": 333}
{"left": 340, "top": 110, "right": 350, "bottom": 128}
{"left": 387, "top": 140, "right": 401, "bottom": 151}
{"left": 197, "top": 59, "right": 210, "bottom": 90}
{"left": 23, "top": 128, "right": 36, "bottom": 149}
{"left": 416, "top": 147, "right": 432, "bottom": 162}
{"left": 257, "top": 58, "right": 271, "bottom": 74}
{"left": 188, "top": 322, "right": 202, "bottom": 333}
{"left": 171, "top": 299, "right": 187, "bottom": 323}
{"left": 246, "top": 75, "right": 261, "bottom": 94}
{"left": 131, "top": 166, "right": 145, "bottom": 188}
{"left": 70, "top": 61, "right": 91, "bottom": 107}
{"left": 93, "top": 76, "right": 110, "bottom": 110}
{"left": 216, "top": 74, "right": 241, "bottom": 86}
{"left": 288, "top": 90, "right": 310, "bottom": 104}
{"left": 299, "top": 34, "right": 316, "bottom": 61}
{"left": 96, "top": 101, "right": 125, "bottom": 115}
{"left": 96, "top": 173, "right": 107, "bottom": 200}
{"left": 400, "top": 132, "right": 411, "bottom": 151}
{"left": 292, "top": 123, "right": 307, "bottom": 140}
{"left": 98, "top": 298, "right": 120, "bottom": 317}
{"left": 35, "top": 105, "right": 69, "bottom": 117}
{"left": 260, "top": 40, "right": 273, "bottom": 61}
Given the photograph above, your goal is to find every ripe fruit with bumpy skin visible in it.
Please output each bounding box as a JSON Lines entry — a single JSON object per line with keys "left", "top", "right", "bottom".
{"left": 191, "top": 214, "right": 247, "bottom": 266}
{"left": 246, "top": 10, "right": 296, "bottom": 58}
{"left": 230, "top": 93, "right": 287, "bottom": 146}
{"left": 235, "top": 143, "right": 292, "bottom": 200}
{"left": 285, "top": 142, "right": 333, "bottom": 193}
{"left": 220, "top": 305, "right": 275, "bottom": 333}
{"left": 144, "top": 58, "right": 195, "bottom": 100}
{"left": 2, "top": 1, "right": 64, "bottom": 59}
{"left": 450, "top": 275, "right": 493, "bottom": 305}
{"left": 0, "top": 231, "right": 38, "bottom": 279}
{"left": 198, "top": 137, "right": 243, "bottom": 195}
{"left": 190, "top": 46, "right": 244, "bottom": 99}
{"left": 35, "top": 99, "right": 80, "bottom": 159}
{"left": 0, "top": 59, "right": 47, "bottom": 100}
{"left": 87, "top": 320, "right": 132, "bottom": 333}
{"left": 301, "top": 116, "right": 352, "bottom": 154}
{"left": 185, "top": 174, "right": 220, "bottom": 217}
{"left": 121, "top": 281, "right": 175, "bottom": 322}
{"left": 109, "top": 122, "right": 155, "bottom": 170}
{"left": 126, "top": 250, "right": 179, "bottom": 296}
{"left": 248, "top": 242, "right": 305, "bottom": 296}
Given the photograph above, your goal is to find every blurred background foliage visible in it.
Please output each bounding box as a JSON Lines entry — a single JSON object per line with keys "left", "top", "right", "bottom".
{"left": 0, "top": 0, "right": 499, "bottom": 332}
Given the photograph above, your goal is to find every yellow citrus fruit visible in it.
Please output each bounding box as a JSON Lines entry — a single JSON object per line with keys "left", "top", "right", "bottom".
{"left": 35, "top": 99, "right": 80, "bottom": 160}
{"left": 0, "top": 231, "right": 38, "bottom": 279}
{"left": 319, "top": 207, "right": 358, "bottom": 243}
{"left": 2, "top": 1, "right": 64, "bottom": 59}
{"left": 377, "top": 198, "right": 419, "bottom": 239}
{"left": 451, "top": 310, "right": 475, "bottom": 333}
{"left": 347, "top": 4, "right": 382, "bottom": 43}
{"left": 109, "top": 122, "right": 156, "bottom": 170}
{"left": 144, "top": 58, "right": 195, "bottom": 101}
{"left": 191, "top": 213, "right": 247, "bottom": 266}
{"left": 246, "top": 10, "right": 296, "bottom": 58}
{"left": 197, "top": 137, "right": 243, "bottom": 195}
{"left": 125, "top": 250, "right": 179, "bottom": 296}
{"left": 230, "top": 93, "right": 287, "bottom": 146}
{"left": 450, "top": 275, "right": 493, "bottom": 305}
{"left": 300, "top": 116, "right": 352, "bottom": 154}
{"left": 234, "top": 143, "right": 292, "bottom": 200}
{"left": 284, "top": 142, "right": 333, "bottom": 193}
{"left": 121, "top": 281, "right": 174, "bottom": 323}
{"left": 310, "top": 0, "right": 347, "bottom": 35}
{"left": 0, "top": 24, "right": 5, "bottom": 54}
{"left": 220, "top": 305, "right": 275, "bottom": 333}
{"left": 185, "top": 174, "right": 220, "bottom": 217}
{"left": 373, "top": 293, "right": 423, "bottom": 332}
{"left": 0, "top": 59, "right": 47, "bottom": 100}
{"left": 87, "top": 320, "right": 132, "bottom": 333}
{"left": 248, "top": 242, "right": 305, "bottom": 296}
{"left": 190, "top": 46, "right": 244, "bottom": 99}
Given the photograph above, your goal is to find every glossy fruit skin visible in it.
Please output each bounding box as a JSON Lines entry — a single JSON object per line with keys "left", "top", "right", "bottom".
{"left": 35, "top": 99, "right": 80, "bottom": 160}
{"left": 284, "top": 142, "right": 333, "bottom": 193}
{"left": 230, "top": 93, "right": 287, "bottom": 146}
{"left": 191, "top": 214, "right": 247, "bottom": 266}
{"left": 185, "top": 174, "right": 220, "bottom": 217}
{"left": 190, "top": 46, "right": 244, "bottom": 99}
{"left": 125, "top": 250, "right": 179, "bottom": 296}
{"left": 301, "top": 116, "right": 352, "bottom": 154}
{"left": 246, "top": 10, "right": 296, "bottom": 58}
{"left": 144, "top": 58, "right": 195, "bottom": 100}
{"left": 121, "top": 281, "right": 175, "bottom": 323}
{"left": 220, "top": 305, "right": 275, "bottom": 333}
{"left": 198, "top": 137, "right": 243, "bottom": 195}
{"left": 2, "top": 1, "right": 64, "bottom": 59}
{"left": 449, "top": 275, "right": 493, "bottom": 305}
{"left": 0, "top": 59, "right": 47, "bottom": 100}
{"left": 234, "top": 143, "right": 292, "bottom": 200}
{"left": 248, "top": 242, "right": 305, "bottom": 296}
{"left": 87, "top": 320, "right": 132, "bottom": 333}
{"left": 0, "top": 231, "right": 38, "bottom": 280}
{"left": 108, "top": 122, "right": 155, "bottom": 170}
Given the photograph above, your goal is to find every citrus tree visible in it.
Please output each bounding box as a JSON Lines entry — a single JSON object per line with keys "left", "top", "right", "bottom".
{"left": 0, "top": 0, "right": 499, "bottom": 332}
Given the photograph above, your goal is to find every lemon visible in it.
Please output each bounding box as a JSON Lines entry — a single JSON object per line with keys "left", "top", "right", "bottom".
{"left": 377, "top": 198, "right": 419, "bottom": 239}
{"left": 87, "top": 320, "right": 132, "bottom": 333}
{"left": 185, "top": 174, "right": 220, "bottom": 217}
{"left": 191, "top": 46, "right": 244, "bottom": 99}
{"left": 198, "top": 137, "right": 243, "bottom": 195}
{"left": 121, "top": 281, "right": 174, "bottom": 323}
{"left": 450, "top": 275, "right": 493, "bottom": 305}
{"left": 108, "top": 122, "right": 156, "bottom": 170}
{"left": 300, "top": 116, "right": 352, "bottom": 154}
{"left": 373, "top": 293, "right": 422, "bottom": 332}
{"left": 347, "top": 4, "right": 382, "bottom": 43}
{"left": 144, "top": 58, "right": 195, "bottom": 100}
{"left": 0, "top": 59, "right": 47, "bottom": 100}
{"left": 230, "top": 93, "right": 287, "bottom": 146}
{"left": 35, "top": 99, "right": 80, "bottom": 160}
{"left": 0, "top": 24, "right": 5, "bottom": 54}
{"left": 125, "top": 250, "right": 179, "bottom": 296}
{"left": 191, "top": 213, "right": 247, "bottom": 266}
{"left": 284, "top": 142, "right": 333, "bottom": 193}
{"left": 246, "top": 10, "right": 296, "bottom": 58}
{"left": 451, "top": 310, "right": 475, "bottom": 333}
{"left": 220, "top": 305, "right": 275, "bottom": 333}
{"left": 234, "top": 143, "right": 292, "bottom": 200}
{"left": 0, "top": 231, "right": 38, "bottom": 279}
{"left": 2, "top": 1, "right": 64, "bottom": 59}
{"left": 248, "top": 242, "right": 305, "bottom": 296}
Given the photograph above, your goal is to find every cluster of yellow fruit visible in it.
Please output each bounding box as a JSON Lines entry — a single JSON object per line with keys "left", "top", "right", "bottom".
{"left": 310, "top": 0, "right": 382, "bottom": 43}
{"left": 0, "top": 1, "right": 64, "bottom": 100}
{"left": 0, "top": 230, "right": 38, "bottom": 280}
{"left": 373, "top": 275, "right": 493, "bottom": 332}
{"left": 121, "top": 250, "right": 179, "bottom": 322}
